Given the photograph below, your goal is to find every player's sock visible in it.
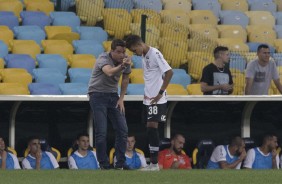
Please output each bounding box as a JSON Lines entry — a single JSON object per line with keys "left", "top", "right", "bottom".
{"left": 147, "top": 127, "right": 159, "bottom": 164}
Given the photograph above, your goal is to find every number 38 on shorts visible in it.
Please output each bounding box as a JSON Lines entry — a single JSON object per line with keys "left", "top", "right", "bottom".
{"left": 143, "top": 103, "right": 167, "bottom": 123}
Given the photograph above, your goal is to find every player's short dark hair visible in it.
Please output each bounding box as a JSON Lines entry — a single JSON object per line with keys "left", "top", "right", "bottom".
{"left": 213, "top": 46, "right": 229, "bottom": 59}
{"left": 171, "top": 134, "right": 185, "bottom": 141}
{"left": 125, "top": 35, "right": 143, "bottom": 49}
{"left": 262, "top": 133, "right": 277, "bottom": 144}
{"left": 76, "top": 132, "right": 89, "bottom": 140}
{"left": 111, "top": 39, "right": 126, "bottom": 50}
{"left": 257, "top": 44, "right": 269, "bottom": 52}
{"left": 229, "top": 136, "right": 243, "bottom": 147}
{"left": 27, "top": 136, "right": 40, "bottom": 145}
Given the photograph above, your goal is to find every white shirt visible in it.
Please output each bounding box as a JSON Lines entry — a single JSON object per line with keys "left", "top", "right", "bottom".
{"left": 142, "top": 47, "right": 172, "bottom": 105}
{"left": 0, "top": 152, "right": 21, "bottom": 169}
{"left": 22, "top": 152, "right": 59, "bottom": 169}
{"left": 68, "top": 150, "right": 99, "bottom": 169}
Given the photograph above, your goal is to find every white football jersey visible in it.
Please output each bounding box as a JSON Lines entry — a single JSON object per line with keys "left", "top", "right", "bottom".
{"left": 142, "top": 47, "right": 171, "bottom": 105}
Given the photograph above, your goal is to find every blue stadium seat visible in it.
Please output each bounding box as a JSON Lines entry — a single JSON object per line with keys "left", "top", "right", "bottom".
{"left": 170, "top": 71, "right": 191, "bottom": 88}
{"left": 50, "top": 12, "right": 81, "bottom": 32}
{"left": 172, "top": 69, "right": 188, "bottom": 76}
{"left": 229, "top": 60, "right": 247, "bottom": 73}
{"left": 36, "top": 54, "right": 68, "bottom": 76}
{"left": 131, "top": 55, "right": 142, "bottom": 68}
{"left": 273, "top": 53, "right": 282, "bottom": 66}
{"left": 0, "top": 40, "right": 8, "bottom": 58}
{"left": 59, "top": 83, "right": 88, "bottom": 95}
{"left": 0, "top": 12, "right": 19, "bottom": 31}
{"left": 248, "top": 0, "right": 277, "bottom": 12}
{"left": 20, "top": 11, "right": 51, "bottom": 30}
{"left": 68, "top": 68, "right": 92, "bottom": 84}
{"left": 4, "top": 54, "right": 36, "bottom": 74}
{"left": 274, "top": 12, "right": 282, "bottom": 25}
{"left": 13, "top": 26, "right": 46, "bottom": 48}
{"left": 60, "top": 0, "right": 76, "bottom": 11}
{"left": 104, "top": 0, "right": 134, "bottom": 12}
{"left": 133, "top": 0, "right": 162, "bottom": 12}
{"left": 72, "top": 40, "right": 104, "bottom": 58}
{"left": 274, "top": 25, "right": 282, "bottom": 39}
{"left": 28, "top": 83, "right": 62, "bottom": 95}
{"left": 33, "top": 68, "right": 66, "bottom": 86}
{"left": 192, "top": 0, "right": 221, "bottom": 18}
{"left": 247, "top": 42, "right": 275, "bottom": 55}
{"left": 126, "top": 84, "right": 144, "bottom": 95}
{"left": 219, "top": 11, "right": 249, "bottom": 28}
{"left": 76, "top": 26, "right": 108, "bottom": 44}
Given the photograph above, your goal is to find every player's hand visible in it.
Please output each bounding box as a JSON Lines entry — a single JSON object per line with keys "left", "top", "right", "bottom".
{"left": 150, "top": 94, "right": 162, "bottom": 105}
{"left": 116, "top": 98, "right": 125, "bottom": 114}
{"left": 171, "top": 160, "right": 180, "bottom": 169}
{"left": 221, "top": 84, "right": 233, "bottom": 91}
{"left": 239, "top": 149, "right": 247, "bottom": 160}
{"left": 36, "top": 150, "right": 42, "bottom": 162}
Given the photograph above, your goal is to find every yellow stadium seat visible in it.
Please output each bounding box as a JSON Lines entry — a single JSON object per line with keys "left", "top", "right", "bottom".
{"left": 246, "top": 26, "right": 276, "bottom": 46}
{"left": 160, "top": 23, "right": 189, "bottom": 41}
{"left": 274, "top": 39, "right": 282, "bottom": 53}
{"left": 130, "top": 23, "right": 160, "bottom": 48}
{"left": 187, "top": 52, "right": 213, "bottom": 80}
{"left": 0, "top": 58, "right": 4, "bottom": 69}
{"left": 76, "top": 0, "right": 104, "bottom": 26}
{"left": 189, "top": 10, "right": 218, "bottom": 25}
{"left": 230, "top": 68, "right": 242, "bottom": 74}
{"left": 245, "top": 11, "right": 275, "bottom": 27}
{"left": 109, "top": 147, "right": 144, "bottom": 165}
{"left": 103, "top": 9, "right": 132, "bottom": 39}
{"left": 160, "top": 9, "right": 190, "bottom": 27}
{"left": 45, "top": 26, "right": 80, "bottom": 44}
{"left": 7, "top": 147, "right": 17, "bottom": 156}
{"left": 220, "top": 0, "right": 248, "bottom": 12}
{"left": 189, "top": 24, "right": 218, "bottom": 39}
{"left": 243, "top": 52, "right": 257, "bottom": 63}
{"left": 0, "top": 1, "right": 23, "bottom": 18}
{"left": 68, "top": 54, "right": 96, "bottom": 68}
{"left": 0, "top": 83, "right": 30, "bottom": 95}
{"left": 26, "top": 1, "right": 54, "bottom": 16}
{"left": 187, "top": 83, "right": 203, "bottom": 95}
{"left": 159, "top": 38, "right": 188, "bottom": 68}
{"left": 42, "top": 40, "right": 74, "bottom": 59}
{"left": 275, "top": 0, "right": 282, "bottom": 11}
{"left": 25, "top": 147, "right": 61, "bottom": 162}
{"left": 0, "top": 26, "right": 14, "bottom": 51}
{"left": 103, "top": 41, "right": 133, "bottom": 56}
{"left": 2, "top": 68, "right": 32, "bottom": 85}
{"left": 188, "top": 38, "right": 217, "bottom": 52}
{"left": 131, "top": 9, "right": 161, "bottom": 28}
{"left": 216, "top": 25, "right": 247, "bottom": 42}
{"left": 231, "top": 72, "right": 245, "bottom": 95}
{"left": 130, "top": 69, "right": 144, "bottom": 84}
{"left": 23, "top": 0, "right": 49, "bottom": 6}
{"left": 166, "top": 84, "right": 188, "bottom": 95}
{"left": 11, "top": 40, "right": 41, "bottom": 59}
{"left": 217, "top": 38, "right": 249, "bottom": 52}
{"left": 163, "top": 0, "right": 192, "bottom": 13}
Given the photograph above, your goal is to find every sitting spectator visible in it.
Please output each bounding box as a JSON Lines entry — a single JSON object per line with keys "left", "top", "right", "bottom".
{"left": 114, "top": 135, "right": 147, "bottom": 169}
{"left": 22, "top": 136, "right": 59, "bottom": 170}
{"left": 68, "top": 133, "right": 99, "bottom": 169}
{"left": 244, "top": 133, "right": 279, "bottom": 169}
{"left": 158, "top": 134, "right": 191, "bottom": 169}
{"left": 0, "top": 136, "right": 20, "bottom": 169}
{"left": 207, "top": 136, "right": 246, "bottom": 169}
{"left": 200, "top": 46, "right": 233, "bottom": 95}
{"left": 245, "top": 44, "right": 282, "bottom": 95}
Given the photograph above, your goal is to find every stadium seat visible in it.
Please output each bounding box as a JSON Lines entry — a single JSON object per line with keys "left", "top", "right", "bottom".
{"left": 133, "top": 0, "right": 162, "bottom": 12}
{"left": 109, "top": 147, "right": 144, "bottom": 165}
{"left": 188, "top": 38, "right": 217, "bottom": 53}
{"left": 0, "top": 12, "right": 19, "bottom": 31}
{"left": 103, "top": 9, "right": 132, "bottom": 39}
{"left": 0, "top": 1, "right": 23, "bottom": 19}
{"left": 0, "top": 40, "right": 8, "bottom": 59}
{"left": 126, "top": 83, "right": 145, "bottom": 95}
{"left": 42, "top": 40, "right": 74, "bottom": 59}
{"left": 273, "top": 53, "right": 282, "bottom": 66}
{"left": 249, "top": 1, "right": 277, "bottom": 12}
{"left": 49, "top": 11, "right": 76, "bottom": 21}
{"left": 187, "top": 83, "right": 203, "bottom": 95}
{"left": 76, "top": 0, "right": 104, "bottom": 26}
{"left": 245, "top": 11, "right": 275, "bottom": 27}
{"left": 7, "top": 147, "right": 17, "bottom": 156}
{"left": 160, "top": 23, "right": 189, "bottom": 41}
{"left": 68, "top": 54, "right": 96, "bottom": 69}
{"left": 4, "top": 54, "right": 36, "bottom": 75}
{"left": 13, "top": 26, "right": 46, "bottom": 49}
{"left": 130, "top": 69, "right": 144, "bottom": 84}
{"left": 130, "top": 23, "right": 160, "bottom": 48}
{"left": 20, "top": 11, "right": 51, "bottom": 29}
{"left": 242, "top": 137, "right": 256, "bottom": 152}
{"left": 0, "top": 83, "right": 30, "bottom": 95}
{"left": 76, "top": 26, "right": 108, "bottom": 44}
{"left": 1, "top": 68, "right": 32, "bottom": 85}
{"left": 68, "top": 68, "right": 92, "bottom": 84}
{"left": 0, "top": 26, "right": 13, "bottom": 51}
{"left": 192, "top": 139, "right": 215, "bottom": 169}
{"left": 11, "top": 40, "right": 41, "bottom": 59}
{"left": 160, "top": 9, "right": 190, "bottom": 27}
{"left": 246, "top": 26, "right": 276, "bottom": 46}
{"left": 45, "top": 26, "right": 80, "bottom": 44}
{"left": 72, "top": 40, "right": 104, "bottom": 58}
{"left": 274, "top": 39, "right": 282, "bottom": 52}
{"left": 33, "top": 68, "right": 66, "bottom": 86}
{"left": 189, "top": 24, "right": 218, "bottom": 39}
{"left": 170, "top": 70, "right": 191, "bottom": 88}
{"left": 50, "top": 12, "right": 81, "bottom": 32}
{"left": 217, "top": 38, "right": 249, "bottom": 52}
{"left": 131, "top": 55, "right": 142, "bottom": 68}
{"left": 0, "top": 58, "right": 4, "bottom": 69}
{"left": 131, "top": 9, "right": 161, "bottom": 28}
{"left": 59, "top": 83, "right": 88, "bottom": 95}
{"left": 163, "top": 0, "right": 192, "bottom": 13}
{"left": 189, "top": 10, "right": 218, "bottom": 25}
{"left": 231, "top": 72, "right": 245, "bottom": 95}
{"left": 60, "top": 0, "right": 76, "bottom": 11}
{"left": 216, "top": 25, "right": 247, "bottom": 42}
{"left": 159, "top": 38, "right": 188, "bottom": 68}
{"left": 28, "top": 83, "right": 62, "bottom": 95}
{"left": 275, "top": 0, "right": 282, "bottom": 11}
{"left": 274, "top": 12, "right": 282, "bottom": 25}
{"left": 220, "top": 0, "right": 248, "bottom": 12}
{"left": 166, "top": 84, "right": 188, "bottom": 95}
{"left": 36, "top": 54, "right": 68, "bottom": 75}
{"left": 26, "top": 1, "right": 55, "bottom": 16}
{"left": 219, "top": 10, "right": 249, "bottom": 28}
{"left": 187, "top": 52, "right": 213, "bottom": 80}
{"left": 104, "top": 0, "right": 134, "bottom": 12}
{"left": 192, "top": 0, "right": 221, "bottom": 18}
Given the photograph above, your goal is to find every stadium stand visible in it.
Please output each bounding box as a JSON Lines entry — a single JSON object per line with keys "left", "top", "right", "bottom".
{"left": 28, "top": 83, "right": 62, "bottom": 95}
{"left": 192, "top": 139, "right": 215, "bottom": 169}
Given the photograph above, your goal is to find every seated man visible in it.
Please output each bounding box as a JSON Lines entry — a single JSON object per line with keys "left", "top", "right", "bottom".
{"left": 158, "top": 134, "right": 191, "bottom": 169}
{"left": 207, "top": 136, "right": 246, "bottom": 169}
{"left": 244, "top": 133, "right": 279, "bottom": 169}
{"left": 0, "top": 136, "right": 21, "bottom": 169}
{"left": 114, "top": 135, "right": 147, "bottom": 169}
{"left": 22, "top": 136, "right": 59, "bottom": 169}
{"left": 68, "top": 133, "right": 99, "bottom": 169}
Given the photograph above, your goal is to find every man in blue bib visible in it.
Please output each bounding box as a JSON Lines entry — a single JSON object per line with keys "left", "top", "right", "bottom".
{"left": 68, "top": 133, "right": 99, "bottom": 169}
{"left": 0, "top": 136, "right": 21, "bottom": 169}
{"left": 244, "top": 133, "right": 279, "bottom": 169}
{"left": 207, "top": 136, "right": 246, "bottom": 169}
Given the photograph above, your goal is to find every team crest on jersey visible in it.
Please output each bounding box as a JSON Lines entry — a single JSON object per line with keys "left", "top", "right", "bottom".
{"left": 146, "top": 56, "right": 149, "bottom": 59}
{"left": 161, "top": 115, "right": 166, "bottom": 121}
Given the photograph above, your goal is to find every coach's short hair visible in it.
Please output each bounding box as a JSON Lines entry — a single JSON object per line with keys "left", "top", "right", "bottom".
{"left": 125, "top": 35, "right": 143, "bottom": 49}
{"left": 213, "top": 46, "right": 229, "bottom": 59}
{"left": 111, "top": 39, "right": 126, "bottom": 50}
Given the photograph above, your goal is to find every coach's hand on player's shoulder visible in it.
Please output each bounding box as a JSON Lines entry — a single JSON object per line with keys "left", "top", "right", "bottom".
{"left": 150, "top": 94, "right": 162, "bottom": 104}
{"left": 116, "top": 98, "right": 125, "bottom": 114}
